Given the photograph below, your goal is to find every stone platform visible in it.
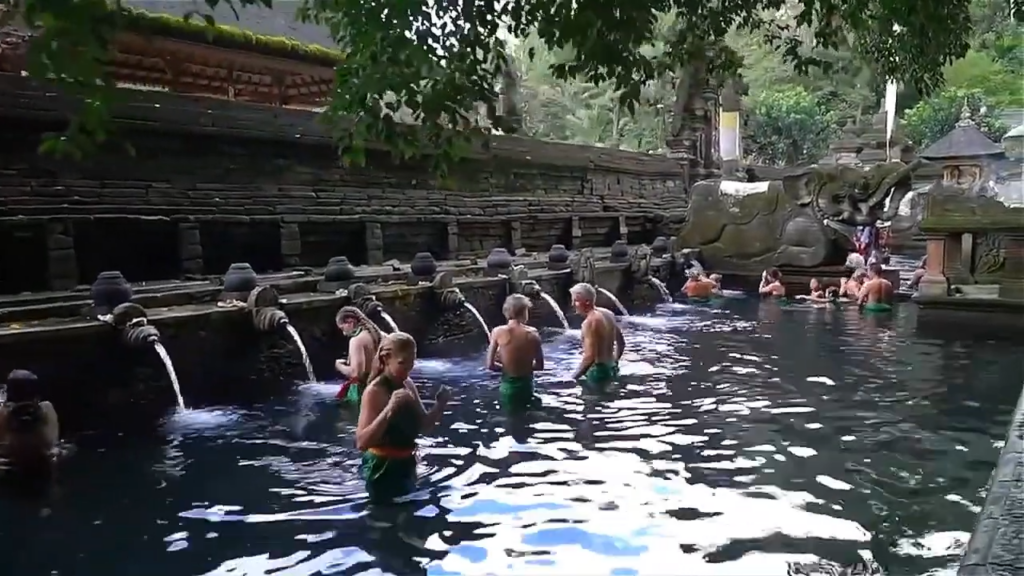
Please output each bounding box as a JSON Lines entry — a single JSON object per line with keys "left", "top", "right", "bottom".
{"left": 958, "top": 384, "right": 1024, "bottom": 576}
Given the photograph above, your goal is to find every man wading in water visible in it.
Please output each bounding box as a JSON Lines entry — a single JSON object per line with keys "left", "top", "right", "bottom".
{"left": 858, "top": 262, "right": 895, "bottom": 313}
{"left": 334, "top": 306, "right": 383, "bottom": 407}
{"left": 569, "top": 283, "right": 625, "bottom": 387}
{"left": 486, "top": 294, "right": 545, "bottom": 411}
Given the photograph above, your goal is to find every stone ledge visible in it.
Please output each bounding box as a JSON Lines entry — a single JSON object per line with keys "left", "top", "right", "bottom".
{"left": 958, "top": 385, "right": 1024, "bottom": 576}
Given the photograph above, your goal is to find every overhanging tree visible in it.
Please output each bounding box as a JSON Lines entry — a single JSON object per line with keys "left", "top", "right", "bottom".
{"left": 6, "top": 0, "right": 993, "bottom": 171}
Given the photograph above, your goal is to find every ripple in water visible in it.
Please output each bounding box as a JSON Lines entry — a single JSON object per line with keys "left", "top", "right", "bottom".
{"left": 7, "top": 297, "right": 1020, "bottom": 576}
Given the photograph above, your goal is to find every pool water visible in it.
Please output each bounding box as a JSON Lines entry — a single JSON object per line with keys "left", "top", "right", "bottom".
{"left": 2, "top": 298, "right": 1020, "bottom": 576}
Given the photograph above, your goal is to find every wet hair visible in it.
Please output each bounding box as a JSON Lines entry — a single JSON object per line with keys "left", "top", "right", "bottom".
{"left": 503, "top": 293, "right": 532, "bottom": 321}
{"left": 868, "top": 262, "right": 884, "bottom": 277}
{"left": 4, "top": 370, "right": 43, "bottom": 434}
{"left": 767, "top": 268, "right": 781, "bottom": 281}
{"left": 569, "top": 283, "right": 596, "bottom": 303}
{"left": 5, "top": 370, "right": 40, "bottom": 404}
{"left": 851, "top": 268, "right": 867, "bottom": 280}
{"left": 336, "top": 306, "right": 383, "bottom": 347}
{"left": 368, "top": 332, "right": 417, "bottom": 384}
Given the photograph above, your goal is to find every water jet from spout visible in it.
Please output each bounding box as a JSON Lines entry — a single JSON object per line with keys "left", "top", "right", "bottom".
{"left": 462, "top": 302, "right": 490, "bottom": 338}
{"left": 284, "top": 323, "right": 316, "bottom": 382}
{"left": 153, "top": 342, "right": 186, "bottom": 411}
{"left": 538, "top": 291, "right": 570, "bottom": 330}
{"left": 379, "top": 311, "right": 401, "bottom": 333}
{"left": 647, "top": 277, "right": 672, "bottom": 303}
{"left": 597, "top": 287, "right": 629, "bottom": 316}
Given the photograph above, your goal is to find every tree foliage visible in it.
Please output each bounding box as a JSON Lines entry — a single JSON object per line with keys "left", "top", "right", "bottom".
{"left": 902, "top": 88, "right": 1010, "bottom": 150}
{"left": 744, "top": 86, "right": 838, "bottom": 166}
{"left": 10, "top": 0, "right": 982, "bottom": 170}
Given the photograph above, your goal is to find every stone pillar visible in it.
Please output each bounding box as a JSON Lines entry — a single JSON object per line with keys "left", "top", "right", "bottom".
{"left": 46, "top": 220, "right": 78, "bottom": 291}
{"left": 364, "top": 222, "right": 384, "bottom": 265}
{"left": 570, "top": 216, "right": 581, "bottom": 248}
{"left": 998, "top": 233, "right": 1024, "bottom": 301}
{"left": 178, "top": 222, "right": 203, "bottom": 277}
{"left": 507, "top": 220, "right": 522, "bottom": 253}
{"left": 918, "top": 234, "right": 950, "bottom": 297}
{"left": 446, "top": 221, "right": 459, "bottom": 258}
{"left": 942, "top": 232, "right": 971, "bottom": 285}
{"left": 280, "top": 221, "right": 301, "bottom": 268}
{"left": 617, "top": 215, "right": 628, "bottom": 242}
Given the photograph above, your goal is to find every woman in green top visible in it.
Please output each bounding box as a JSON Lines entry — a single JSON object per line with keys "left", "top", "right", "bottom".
{"left": 334, "top": 306, "right": 384, "bottom": 405}
{"left": 356, "top": 332, "right": 450, "bottom": 502}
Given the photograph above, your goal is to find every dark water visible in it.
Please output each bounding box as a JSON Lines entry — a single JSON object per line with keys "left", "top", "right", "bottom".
{"left": 2, "top": 299, "right": 1020, "bottom": 576}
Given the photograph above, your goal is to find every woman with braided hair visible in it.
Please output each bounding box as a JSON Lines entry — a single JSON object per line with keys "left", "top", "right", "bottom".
{"left": 356, "top": 332, "right": 450, "bottom": 501}
{"left": 334, "top": 306, "right": 384, "bottom": 406}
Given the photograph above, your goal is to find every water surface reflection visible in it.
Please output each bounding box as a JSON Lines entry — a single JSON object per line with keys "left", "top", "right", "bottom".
{"left": 1, "top": 300, "right": 1018, "bottom": 576}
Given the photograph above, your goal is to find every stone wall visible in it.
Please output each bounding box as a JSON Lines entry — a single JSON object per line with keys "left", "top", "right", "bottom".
{"left": 0, "top": 75, "right": 690, "bottom": 294}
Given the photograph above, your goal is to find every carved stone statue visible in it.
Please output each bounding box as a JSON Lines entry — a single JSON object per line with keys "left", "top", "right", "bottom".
{"left": 675, "top": 160, "right": 923, "bottom": 271}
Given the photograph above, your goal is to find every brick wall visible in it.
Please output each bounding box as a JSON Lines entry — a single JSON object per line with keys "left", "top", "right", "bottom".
{"left": 0, "top": 110, "right": 689, "bottom": 294}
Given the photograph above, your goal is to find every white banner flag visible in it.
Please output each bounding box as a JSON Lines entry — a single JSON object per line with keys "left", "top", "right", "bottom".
{"left": 884, "top": 80, "right": 898, "bottom": 161}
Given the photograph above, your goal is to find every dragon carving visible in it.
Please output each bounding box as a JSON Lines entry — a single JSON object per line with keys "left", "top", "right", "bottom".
{"left": 675, "top": 160, "right": 924, "bottom": 271}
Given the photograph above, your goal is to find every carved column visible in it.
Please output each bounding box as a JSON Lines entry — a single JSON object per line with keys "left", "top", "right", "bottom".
{"left": 918, "top": 234, "right": 950, "bottom": 297}
{"left": 570, "top": 216, "right": 582, "bottom": 248}
{"left": 507, "top": 220, "right": 522, "bottom": 253}
{"left": 178, "top": 222, "right": 203, "bottom": 277}
{"left": 998, "top": 233, "right": 1024, "bottom": 301}
{"left": 942, "top": 232, "right": 971, "bottom": 285}
{"left": 280, "top": 221, "right": 301, "bottom": 268}
{"left": 46, "top": 220, "right": 78, "bottom": 291}
{"left": 446, "top": 221, "right": 460, "bottom": 257}
{"left": 364, "top": 222, "right": 384, "bottom": 265}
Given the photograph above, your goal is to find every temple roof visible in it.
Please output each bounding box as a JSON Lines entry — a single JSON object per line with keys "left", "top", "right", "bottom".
{"left": 122, "top": 1, "right": 337, "bottom": 47}
{"left": 918, "top": 107, "right": 1004, "bottom": 160}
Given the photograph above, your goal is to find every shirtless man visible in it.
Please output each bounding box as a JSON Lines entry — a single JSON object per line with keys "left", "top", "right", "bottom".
{"left": 0, "top": 370, "right": 59, "bottom": 482}
{"left": 682, "top": 270, "right": 716, "bottom": 300}
{"left": 758, "top": 268, "right": 786, "bottom": 297}
{"left": 486, "top": 294, "right": 545, "bottom": 410}
{"left": 569, "top": 283, "right": 625, "bottom": 387}
{"left": 858, "top": 262, "right": 895, "bottom": 312}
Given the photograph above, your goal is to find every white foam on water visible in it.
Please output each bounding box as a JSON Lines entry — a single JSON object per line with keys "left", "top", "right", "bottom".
{"left": 165, "top": 407, "right": 246, "bottom": 435}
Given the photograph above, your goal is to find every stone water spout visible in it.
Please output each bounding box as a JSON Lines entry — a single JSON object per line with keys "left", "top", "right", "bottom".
{"left": 630, "top": 244, "right": 671, "bottom": 303}
{"left": 431, "top": 271, "right": 490, "bottom": 337}
{"left": 246, "top": 285, "right": 290, "bottom": 333}
{"left": 431, "top": 271, "right": 466, "bottom": 309}
{"left": 89, "top": 272, "right": 185, "bottom": 410}
{"left": 337, "top": 282, "right": 400, "bottom": 332}
{"left": 507, "top": 265, "right": 542, "bottom": 299}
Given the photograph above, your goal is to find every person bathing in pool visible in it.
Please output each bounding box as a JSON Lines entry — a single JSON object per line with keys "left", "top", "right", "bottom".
{"left": 758, "top": 268, "right": 786, "bottom": 297}
{"left": 334, "top": 306, "right": 384, "bottom": 405}
{"left": 486, "top": 294, "right": 545, "bottom": 411}
{"left": 840, "top": 268, "right": 867, "bottom": 298}
{"left": 569, "top": 283, "right": 625, "bottom": 387}
{"left": 0, "top": 370, "right": 60, "bottom": 482}
{"left": 858, "top": 262, "right": 894, "bottom": 312}
{"left": 798, "top": 278, "right": 838, "bottom": 303}
{"left": 682, "top": 270, "right": 716, "bottom": 300}
{"left": 356, "top": 332, "right": 450, "bottom": 501}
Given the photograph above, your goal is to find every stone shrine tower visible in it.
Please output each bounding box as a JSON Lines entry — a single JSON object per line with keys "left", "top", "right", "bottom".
{"left": 819, "top": 105, "right": 916, "bottom": 167}
{"left": 918, "top": 105, "right": 1005, "bottom": 197}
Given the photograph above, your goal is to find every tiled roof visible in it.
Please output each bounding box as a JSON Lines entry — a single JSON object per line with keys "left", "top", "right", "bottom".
{"left": 123, "top": 0, "right": 337, "bottom": 47}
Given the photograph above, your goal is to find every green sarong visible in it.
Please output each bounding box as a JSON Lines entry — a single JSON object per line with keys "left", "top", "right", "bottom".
{"left": 586, "top": 362, "right": 619, "bottom": 386}
{"left": 863, "top": 302, "right": 893, "bottom": 313}
{"left": 360, "top": 449, "right": 417, "bottom": 502}
{"left": 500, "top": 374, "right": 538, "bottom": 412}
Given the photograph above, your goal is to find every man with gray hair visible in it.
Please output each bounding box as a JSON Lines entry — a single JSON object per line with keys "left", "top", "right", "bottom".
{"left": 486, "top": 293, "right": 545, "bottom": 410}
{"left": 569, "top": 283, "right": 625, "bottom": 386}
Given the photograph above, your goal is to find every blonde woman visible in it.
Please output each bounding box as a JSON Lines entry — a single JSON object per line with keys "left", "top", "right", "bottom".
{"left": 356, "top": 332, "right": 450, "bottom": 501}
